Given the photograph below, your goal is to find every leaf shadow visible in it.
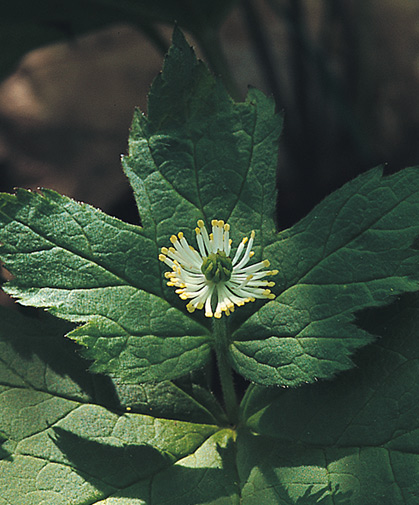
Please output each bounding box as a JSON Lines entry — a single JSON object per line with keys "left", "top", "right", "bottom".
{"left": 294, "top": 484, "right": 353, "bottom": 504}
{"left": 0, "top": 305, "right": 228, "bottom": 425}
{"left": 51, "top": 427, "right": 237, "bottom": 503}
{"left": 0, "top": 434, "right": 13, "bottom": 462}
{"left": 238, "top": 432, "right": 355, "bottom": 505}
{"left": 241, "top": 294, "right": 419, "bottom": 504}
{"left": 0, "top": 306, "right": 121, "bottom": 408}
{"left": 52, "top": 427, "right": 173, "bottom": 493}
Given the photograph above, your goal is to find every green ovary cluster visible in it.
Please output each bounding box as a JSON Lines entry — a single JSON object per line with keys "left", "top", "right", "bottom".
{"left": 201, "top": 251, "right": 233, "bottom": 283}
{"left": 159, "top": 219, "right": 276, "bottom": 318}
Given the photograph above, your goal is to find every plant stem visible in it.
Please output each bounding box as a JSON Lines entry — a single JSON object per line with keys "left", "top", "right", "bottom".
{"left": 213, "top": 318, "right": 239, "bottom": 424}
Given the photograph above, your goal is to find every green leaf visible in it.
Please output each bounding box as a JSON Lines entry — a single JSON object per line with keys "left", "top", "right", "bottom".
{"left": 1, "top": 397, "right": 220, "bottom": 504}
{"left": 0, "top": 305, "right": 231, "bottom": 504}
{"left": 116, "top": 380, "right": 226, "bottom": 425}
{"left": 0, "top": 303, "right": 226, "bottom": 423}
{"left": 3, "top": 292, "right": 419, "bottom": 504}
{"left": 239, "top": 294, "right": 419, "bottom": 503}
{"left": 0, "top": 306, "right": 95, "bottom": 403}
{"left": 0, "top": 188, "right": 211, "bottom": 383}
{"left": 229, "top": 166, "right": 419, "bottom": 386}
{"left": 123, "top": 27, "right": 283, "bottom": 253}
{"left": 0, "top": 29, "right": 283, "bottom": 384}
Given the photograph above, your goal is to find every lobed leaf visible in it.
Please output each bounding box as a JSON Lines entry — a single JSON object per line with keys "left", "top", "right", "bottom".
{"left": 124, "top": 27, "right": 283, "bottom": 257}
{"left": 3, "top": 26, "right": 419, "bottom": 396}
{"left": 4, "top": 297, "right": 419, "bottom": 503}
{"left": 230, "top": 166, "right": 419, "bottom": 386}
{"left": 1, "top": 400, "right": 220, "bottom": 504}
{"left": 0, "top": 29, "right": 283, "bottom": 384}
{"left": 0, "top": 189, "right": 211, "bottom": 383}
{"left": 0, "top": 305, "right": 229, "bottom": 504}
{"left": 240, "top": 294, "right": 419, "bottom": 503}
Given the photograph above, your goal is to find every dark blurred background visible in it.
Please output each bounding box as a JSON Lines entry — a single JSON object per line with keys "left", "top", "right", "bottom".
{"left": 0, "top": 0, "right": 418, "bottom": 227}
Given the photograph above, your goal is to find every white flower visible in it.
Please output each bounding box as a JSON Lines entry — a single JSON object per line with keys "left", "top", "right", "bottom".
{"left": 159, "top": 219, "right": 277, "bottom": 318}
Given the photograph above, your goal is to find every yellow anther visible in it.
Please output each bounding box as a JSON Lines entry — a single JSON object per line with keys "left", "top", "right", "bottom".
{"left": 161, "top": 219, "right": 276, "bottom": 317}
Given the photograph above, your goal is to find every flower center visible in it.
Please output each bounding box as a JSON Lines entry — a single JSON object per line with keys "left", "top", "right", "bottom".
{"left": 201, "top": 250, "right": 233, "bottom": 283}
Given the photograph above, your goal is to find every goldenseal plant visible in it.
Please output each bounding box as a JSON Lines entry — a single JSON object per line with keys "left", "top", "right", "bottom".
{"left": 1, "top": 28, "right": 419, "bottom": 505}
{"left": 159, "top": 219, "right": 277, "bottom": 318}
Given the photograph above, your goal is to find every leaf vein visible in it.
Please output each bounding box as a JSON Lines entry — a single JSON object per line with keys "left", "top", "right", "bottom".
{"left": 298, "top": 183, "right": 419, "bottom": 284}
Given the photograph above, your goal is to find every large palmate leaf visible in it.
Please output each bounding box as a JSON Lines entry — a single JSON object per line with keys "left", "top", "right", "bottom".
{"left": 0, "top": 305, "right": 238, "bottom": 505}
{"left": 0, "top": 188, "right": 211, "bottom": 383}
{"left": 2, "top": 29, "right": 419, "bottom": 392}
{"left": 0, "top": 29, "right": 283, "bottom": 384}
{"left": 239, "top": 293, "right": 419, "bottom": 504}
{"left": 229, "top": 165, "right": 419, "bottom": 386}
{"left": 3, "top": 295, "right": 419, "bottom": 503}
{"left": 0, "top": 306, "right": 232, "bottom": 504}
{"left": 123, "top": 28, "right": 282, "bottom": 253}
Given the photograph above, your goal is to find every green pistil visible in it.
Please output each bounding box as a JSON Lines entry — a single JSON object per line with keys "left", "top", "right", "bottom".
{"left": 201, "top": 251, "right": 233, "bottom": 283}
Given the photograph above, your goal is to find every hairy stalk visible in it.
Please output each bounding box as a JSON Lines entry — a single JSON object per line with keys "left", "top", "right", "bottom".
{"left": 213, "top": 318, "right": 239, "bottom": 424}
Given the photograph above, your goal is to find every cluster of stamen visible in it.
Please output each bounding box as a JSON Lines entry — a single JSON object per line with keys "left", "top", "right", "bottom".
{"left": 159, "top": 219, "right": 277, "bottom": 318}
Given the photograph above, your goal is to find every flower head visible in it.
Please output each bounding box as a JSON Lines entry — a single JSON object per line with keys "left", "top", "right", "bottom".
{"left": 159, "top": 219, "right": 277, "bottom": 318}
